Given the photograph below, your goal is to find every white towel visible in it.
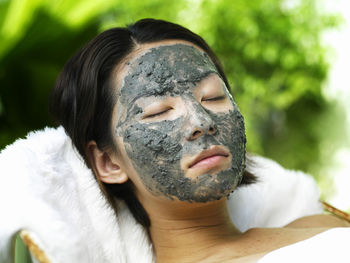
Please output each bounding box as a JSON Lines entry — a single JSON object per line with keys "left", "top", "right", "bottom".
{"left": 258, "top": 227, "right": 350, "bottom": 262}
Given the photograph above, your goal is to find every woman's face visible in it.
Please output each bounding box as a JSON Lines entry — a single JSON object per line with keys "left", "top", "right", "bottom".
{"left": 112, "top": 41, "right": 246, "bottom": 203}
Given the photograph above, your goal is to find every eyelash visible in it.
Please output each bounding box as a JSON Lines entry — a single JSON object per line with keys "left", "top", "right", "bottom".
{"left": 202, "top": 95, "right": 225, "bottom": 102}
{"left": 143, "top": 96, "right": 225, "bottom": 119}
{"left": 144, "top": 108, "right": 171, "bottom": 119}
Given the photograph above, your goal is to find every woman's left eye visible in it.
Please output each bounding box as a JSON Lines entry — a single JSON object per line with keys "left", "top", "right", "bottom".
{"left": 202, "top": 95, "right": 225, "bottom": 102}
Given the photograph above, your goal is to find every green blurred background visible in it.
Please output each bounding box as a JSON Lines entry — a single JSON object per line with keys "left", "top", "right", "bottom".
{"left": 0, "top": 0, "right": 348, "bottom": 261}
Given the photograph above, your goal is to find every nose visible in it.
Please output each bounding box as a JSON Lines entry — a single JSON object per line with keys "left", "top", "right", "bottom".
{"left": 187, "top": 125, "right": 216, "bottom": 141}
{"left": 185, "top": 105, "right": 217, "bottom": 141}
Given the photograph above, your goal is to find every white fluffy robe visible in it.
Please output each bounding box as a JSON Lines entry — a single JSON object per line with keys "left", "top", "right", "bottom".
{"left": 0, "top": 127, "right": 323, "bottom": 263}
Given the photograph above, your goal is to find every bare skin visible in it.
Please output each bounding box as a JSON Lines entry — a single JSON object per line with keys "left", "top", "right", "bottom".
{"left": 147, "top": 198, "right": 349, "bottom": 263}
{"left": 88, "top": 40, "right": 350, "bottom": 263}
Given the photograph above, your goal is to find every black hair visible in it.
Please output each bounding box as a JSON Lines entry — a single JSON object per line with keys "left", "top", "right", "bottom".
{"left": 49, "top": 18, "right": 256, "bottom": 229}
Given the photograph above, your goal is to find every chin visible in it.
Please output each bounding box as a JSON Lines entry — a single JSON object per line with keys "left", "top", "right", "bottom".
{"left": 190, "top": 186, "right": 237, "bottom": 203}
{"left": 171, "top": 174, "right": 240, "bottom": 203}
{"left": 144, "top": 166, "right": 243, "bottom": 203}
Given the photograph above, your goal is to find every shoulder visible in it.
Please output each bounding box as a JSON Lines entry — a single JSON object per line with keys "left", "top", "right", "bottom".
{"left": 285, "top": 214, "right": 350, "bottom": 228}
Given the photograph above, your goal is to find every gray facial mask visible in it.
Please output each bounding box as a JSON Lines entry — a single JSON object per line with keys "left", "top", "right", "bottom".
{"left": 115, "top": 44, "right": 246, "bottom": 202}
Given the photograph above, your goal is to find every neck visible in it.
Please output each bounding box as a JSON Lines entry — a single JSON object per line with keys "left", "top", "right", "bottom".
{"left": 146, "top": 198, "right": 242, "bottom": 263}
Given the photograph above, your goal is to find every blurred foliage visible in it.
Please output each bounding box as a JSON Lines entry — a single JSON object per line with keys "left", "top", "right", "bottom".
{"left": 0, "top": 0, "right": 346, "bottom": 187}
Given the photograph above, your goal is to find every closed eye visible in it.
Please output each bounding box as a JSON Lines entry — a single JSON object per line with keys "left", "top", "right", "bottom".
{"left": 143, "top": 108, "right": 172, "bottom": 119}
{"left": 202, "top": 95, "right": 225, "bottom": 102}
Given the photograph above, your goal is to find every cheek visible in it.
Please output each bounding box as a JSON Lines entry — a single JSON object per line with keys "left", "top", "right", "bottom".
{"left": 218, "top": 110, "right": 245, "bottom": 138}
{"left": 211, "top": 109, "right": 246, "bottom": 157}
{"left": 121, "top": 119, "right": 188, "bottom": 197}
{"left": 122, "top": 120, "right": 184, "bottom": 167}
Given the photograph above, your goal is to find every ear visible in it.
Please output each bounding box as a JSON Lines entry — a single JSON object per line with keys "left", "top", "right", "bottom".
{"left": 87, "top": 141, "right": 128, "bottom": 184}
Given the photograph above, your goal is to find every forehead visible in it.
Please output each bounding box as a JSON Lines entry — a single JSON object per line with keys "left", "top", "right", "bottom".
{"left": 115, "top": 42, "right": 218, "bottom": 106}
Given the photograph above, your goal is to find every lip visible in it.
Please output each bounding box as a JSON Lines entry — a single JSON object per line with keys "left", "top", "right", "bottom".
{"left": 187, "top": 146, "right": 229, "bottom": 169}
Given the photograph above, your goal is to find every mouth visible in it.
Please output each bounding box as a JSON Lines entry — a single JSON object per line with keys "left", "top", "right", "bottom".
{"left": 187, "top": 146, "right": 230, "bottom": 170}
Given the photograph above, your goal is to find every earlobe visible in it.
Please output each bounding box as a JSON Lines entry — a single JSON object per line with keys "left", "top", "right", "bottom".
{"left": 87, "top": 141, "right": 128, "bottom": 184}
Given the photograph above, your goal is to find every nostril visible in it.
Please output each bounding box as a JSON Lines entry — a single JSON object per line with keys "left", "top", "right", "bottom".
{"left": 208, "top": 127, "right": 216, "bottom": 134}
{"left": 188, "top": 125, "right": 216, "bottom": 141}
{"left": 191, "top": 130, "right": 201, "bottom": 139}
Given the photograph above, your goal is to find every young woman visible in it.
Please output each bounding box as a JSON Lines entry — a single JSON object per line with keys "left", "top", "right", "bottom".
{"left": 49, "top": 18, "right": 349, "bottom": 262}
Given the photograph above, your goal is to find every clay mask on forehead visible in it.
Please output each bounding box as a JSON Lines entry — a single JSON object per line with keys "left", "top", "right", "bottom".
{"left": 115, "top": 44, "right": 246, "bottom": 202}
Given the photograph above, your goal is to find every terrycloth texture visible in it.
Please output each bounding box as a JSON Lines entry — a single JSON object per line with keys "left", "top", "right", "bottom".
{"left": 0, "top": 127, "right": 323, "bottom": 263}
{"left": 228, "top": 156, "right": 323, "bottom": 231}
{"left": 258, "top": 227, "right": 350, "bottom": 262}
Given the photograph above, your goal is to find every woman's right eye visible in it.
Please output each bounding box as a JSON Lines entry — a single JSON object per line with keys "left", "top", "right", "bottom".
{"left": 143, "top": 108, "right": 171, "bottom": 119}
